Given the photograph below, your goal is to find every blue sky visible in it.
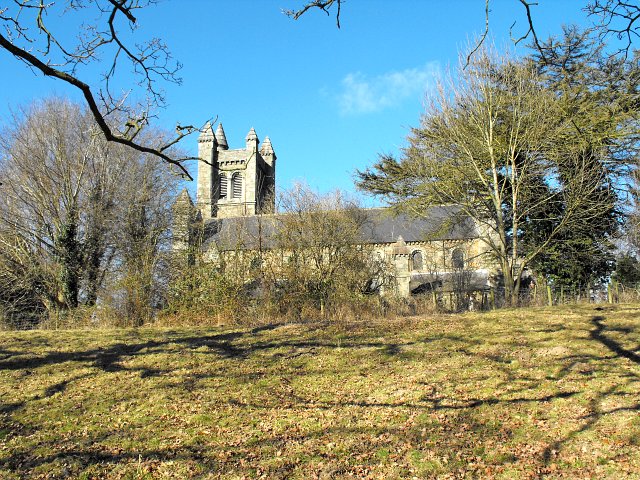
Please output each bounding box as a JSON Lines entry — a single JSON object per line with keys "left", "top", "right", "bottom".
{"left": 0, "top": 0, "right": 592, "bottom": 203}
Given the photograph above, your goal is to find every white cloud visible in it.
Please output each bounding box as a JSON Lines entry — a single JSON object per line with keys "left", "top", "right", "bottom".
{"left": 336, "top": 62, "right": 440, "bottom": 116}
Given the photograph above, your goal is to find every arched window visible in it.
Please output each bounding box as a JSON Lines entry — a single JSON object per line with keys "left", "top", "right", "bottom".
{"left": 219, "top": 173, "right": 227, "bottom": 199}
{"left": 411, "top": 250, "right": 423, "bottom": 271}
{"left": 232, "top": 172, "right": 242, "bottom": 199}
{"left": 452, "top": 248, "right": 464, "bottom": 269}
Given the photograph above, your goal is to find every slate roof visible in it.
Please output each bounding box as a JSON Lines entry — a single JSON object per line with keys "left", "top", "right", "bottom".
{"left": 358, "top": 206, "right": 477, "bottom": 244}
{"left": 201, "top": 205, "right": 478, "bottom": 252}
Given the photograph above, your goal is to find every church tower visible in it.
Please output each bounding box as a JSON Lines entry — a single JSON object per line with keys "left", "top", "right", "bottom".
{"left": 196, "top": 122, "right": 276, "bottom": 219}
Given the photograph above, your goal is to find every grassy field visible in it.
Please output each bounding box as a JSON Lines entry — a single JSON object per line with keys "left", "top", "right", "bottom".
{"left": 1, "top": 304, "right": 639, "bottom": 479}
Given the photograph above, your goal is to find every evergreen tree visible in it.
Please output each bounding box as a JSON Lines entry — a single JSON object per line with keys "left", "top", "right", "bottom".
{"left": 613, "top": 253, "right": 640, "bottom": 287}
{"left": 357, "top": 41, "right": 638, "bottom": 303}
{"left": 524, "top": 27, "right": 639, "bottom": 287}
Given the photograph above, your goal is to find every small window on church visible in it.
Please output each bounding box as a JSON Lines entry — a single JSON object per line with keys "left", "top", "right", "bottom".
{"left": 232, "top": 172, "right": 242, "bottom": 199}
{"left": 411, "top": 250, "right": 423, "bottom": 271}
{"left": 219, "top": 173, "right": 227, "bottom": 199}
{"left": 452, "top": 248, "right": 464, "bottom": 269}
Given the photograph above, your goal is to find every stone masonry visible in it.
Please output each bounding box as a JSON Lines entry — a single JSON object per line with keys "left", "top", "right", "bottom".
{"left": 197, "top": 123, "right": 275, "bottom": 219}
{"left": 176, "top": 122, "right": 498, "bottom": 299}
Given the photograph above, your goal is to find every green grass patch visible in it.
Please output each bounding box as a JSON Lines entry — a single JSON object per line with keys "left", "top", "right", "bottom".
{"left": 1, "top": 304, "right": 640, "bottom": 478}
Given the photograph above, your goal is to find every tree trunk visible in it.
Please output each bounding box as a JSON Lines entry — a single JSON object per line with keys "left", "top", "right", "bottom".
{"left": 55, "top": 211, "right": 81, "bottom": 309}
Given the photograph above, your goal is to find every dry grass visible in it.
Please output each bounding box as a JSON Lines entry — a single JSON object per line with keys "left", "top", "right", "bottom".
{"left": 1, "top": 304, "right": 639, "bottom": 478}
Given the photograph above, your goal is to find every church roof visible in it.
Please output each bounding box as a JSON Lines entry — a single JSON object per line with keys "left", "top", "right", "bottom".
{"left": 201, "top": 205, "right": 478, "bottom": 251}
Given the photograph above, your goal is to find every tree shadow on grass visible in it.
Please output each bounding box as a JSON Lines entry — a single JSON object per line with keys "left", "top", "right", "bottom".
{"left": 0, "top": 320, "right": 440, "bottom": 376}
{"left": 225, "top": 389, "right": 580, "bottom": 412}
{"left": 0, "top": 323, "right": 421, "bottom": 430}
{"left": 2, "top": 323, "right": 407, "bottom": 375}
{"left": 538, "top": 313, "right": 640, "bottom": 469}
{"left": 1, "top": 434, "right": 216, "bottom": 474}
{"left": 590, "top": 315, "right": 640, "bottom": 364}
{"left": 38, "top": 372, "right": 95, "bottom": 399}
{"left": 541, "top": 383, "right": 640, "bottom": 466}
{"left": 0, "top": 385, "right": 584, "bottom": 479}
{"left": 0, "top": 401, "right": 24, "bottom": 415}
{"left": 2, "top": 311, "right": 639, "bottom": 477}
{"left": 0, "top": 331, "right": 252, "bottom": 373}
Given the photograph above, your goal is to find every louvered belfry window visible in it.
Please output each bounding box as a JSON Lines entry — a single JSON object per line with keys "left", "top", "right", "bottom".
{"left": 232, "top": 172, "right": 242, "bottom": 199}
{"left": 219, "top": 173, "right": 227, "bottom": 199}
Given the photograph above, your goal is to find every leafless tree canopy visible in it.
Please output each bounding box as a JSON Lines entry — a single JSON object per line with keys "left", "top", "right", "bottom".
{"left": 0, "top": 1, "right": 201, "bottom": 178}
{"left": 0, "top": 97, "right": 181, "bottom": 327}
{"left": 587, "top": 0, "right": 640, "bottom": 57}
{"left": 287, "top": 1, "right": 640, "bottom": 62}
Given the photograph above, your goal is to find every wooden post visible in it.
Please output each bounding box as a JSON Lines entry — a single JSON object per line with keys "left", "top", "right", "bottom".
{"left": 608, "top": 284, "right": 613, "bottom": 304}
{"left": 560, "top": 285, "right": 564, "bottom": 305}
{"left": 547, "top": 285, "right": 553, "bottom": 307}
{"left": 490, "top": 288, "right": 495, "bottom": 310}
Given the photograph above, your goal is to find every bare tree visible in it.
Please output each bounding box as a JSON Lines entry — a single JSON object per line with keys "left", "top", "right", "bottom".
{"left": 357, "top": 49, "right": 615, "bottom": 305}
{"left": 0, "top": 99, "right": 98, "bottom": 312}
{"left": 110, "top": 151, "right": 178, "bottom": 325}
{"left": 0, "top": 97, "right": 181, "bottom": 327}
{"left": 268, "top": 184, "right": 389, "bottom": 317}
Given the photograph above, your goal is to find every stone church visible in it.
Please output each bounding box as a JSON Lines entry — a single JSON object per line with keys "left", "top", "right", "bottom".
{"left": 195, "top": 122, "right": 276, "bottom": 219}
{"left": 174, "top": 123, "right": 496, "bottom": 298}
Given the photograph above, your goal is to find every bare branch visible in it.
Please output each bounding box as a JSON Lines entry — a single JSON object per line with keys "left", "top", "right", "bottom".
{"left": 284, "top": 0, "right": 343, "bottom": 28}
{"left": 0, "top": 32, "right": 195, "bottom": 179}
{"left": 105, "top": 0, "right": 137, "bottom": 23}
{"left": 586, "top": 0, "right": 640, "bottom": 59}
{"left": 516, "top": 0, "right": 546, "bottom": 61}
{"left": 466, "top": 0, "right": 490, "bottom": 67}
{"left": 465, "top": 0, "right": 546, "bottom": 67}
{"left": 0, "top": 1, "right": 199, "bottom": 179}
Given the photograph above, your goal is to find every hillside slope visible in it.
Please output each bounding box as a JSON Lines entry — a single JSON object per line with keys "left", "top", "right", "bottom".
{"left": 1, "top": 305, "right": 639, "bottom": 478}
